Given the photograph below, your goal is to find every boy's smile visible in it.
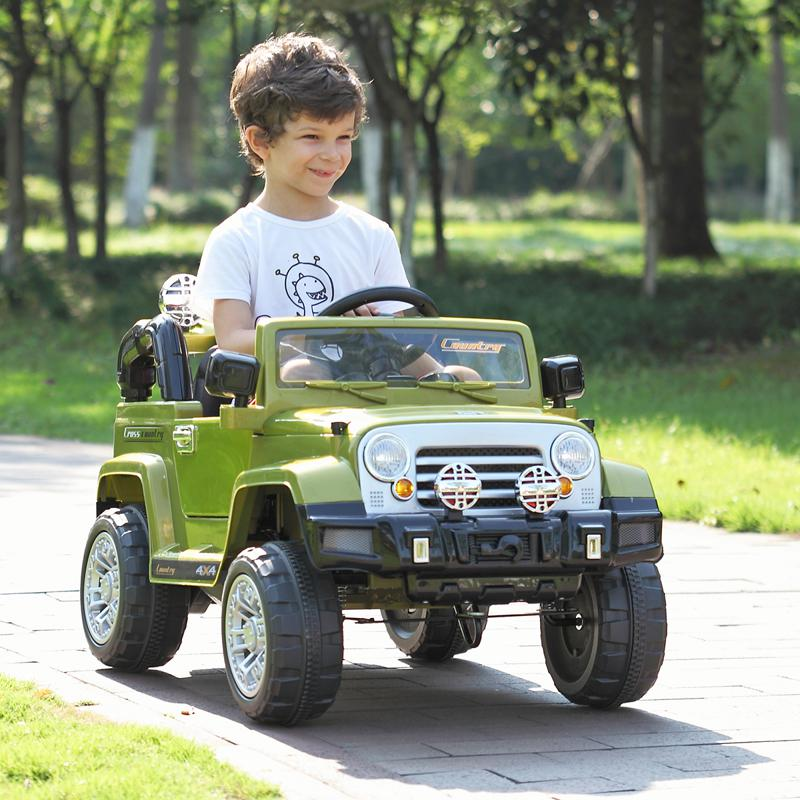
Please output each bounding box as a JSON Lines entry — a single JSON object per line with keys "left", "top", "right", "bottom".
{"left": 249, "top": 112, "right": 355, "bottom": 220}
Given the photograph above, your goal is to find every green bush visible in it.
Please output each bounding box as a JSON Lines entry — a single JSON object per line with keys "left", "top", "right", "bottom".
{"left": 418, "top": 258, "right": 800, "bottom": 363}
{"left": 0, "top": 175, "right": 92, "bottom": 227}
{"left": 149, "top": 188, "right": 234, "bottom": 225}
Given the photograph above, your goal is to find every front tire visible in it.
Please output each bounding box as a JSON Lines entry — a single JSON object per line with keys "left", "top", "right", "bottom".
{"left": 540, "top": 563, "right": 667, "bottom": 708}
{"left": 222, "top": 541, "right": 343, "bottom": 725}
{"left": 382, "top": 606, "right": 486, "bottom": 661}
{"left": 80, "top": 506, "right": 191, "bottom": 671}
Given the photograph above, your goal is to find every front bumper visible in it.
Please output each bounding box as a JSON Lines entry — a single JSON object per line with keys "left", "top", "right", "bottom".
{"left": 300, "top": 497, "right": 662, "bottom": 577}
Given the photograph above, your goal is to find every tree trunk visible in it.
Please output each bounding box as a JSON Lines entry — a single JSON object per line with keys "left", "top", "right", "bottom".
{"left": 55, "top": 98, "right": 81, "bottom": 261}
{"left": 124, "top": 0, "right": 167, "bottom": 227}
{"left": 635, "top": 0, "right": 662, "bottom": 297}
{"left": 577, "top": 118, "right": 622, "bottom": 191}
{"left": 2, "top": 66, "right": 33, "bottom": 278}
{"left": 422, "top": 115, "right": 447, "bottom": 275}
{"left": 93, "top": 85, "right": 108, "bottom": 261}
{"left": 170, "top": 0, "right": 198, "bottom": 192}
{"left": 399, "top": 118, "right": 418, "bottom": 285}
{"left": 658, "top": 0, "right": 717, "bottom": 257}
{"left": 360, "top": 123, "right": 383, "bottom": 217}
{"left": 378, "top": 107, "right": 394, "bottom": 226}
{"left": 765, "top": 4, "right": 793, "bottom": 223}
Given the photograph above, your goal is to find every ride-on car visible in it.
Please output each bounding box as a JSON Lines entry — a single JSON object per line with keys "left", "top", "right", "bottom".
{"left": 80, "top": 277, "right": 667, "bottom": 725}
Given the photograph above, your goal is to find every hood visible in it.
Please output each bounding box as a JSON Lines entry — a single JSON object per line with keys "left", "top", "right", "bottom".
{"left": 263, "top": 404, "right": 584, "bottom": 438}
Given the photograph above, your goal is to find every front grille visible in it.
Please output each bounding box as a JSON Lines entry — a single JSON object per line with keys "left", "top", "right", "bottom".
{"left": 618, "top": 521, "right": 657, "bottom": 547}
{"left": 416, "top": 446, "right": 542, "bottom": 515}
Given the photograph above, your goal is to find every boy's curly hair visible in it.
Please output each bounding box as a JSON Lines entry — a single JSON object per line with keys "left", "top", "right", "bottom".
{"left": 230, "top": 33, "right": 367, "bottom": 176}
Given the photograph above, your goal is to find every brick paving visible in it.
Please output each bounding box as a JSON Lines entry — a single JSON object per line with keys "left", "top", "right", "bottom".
{"left": 2, "top": 435, "right": 799, "bottom": 799}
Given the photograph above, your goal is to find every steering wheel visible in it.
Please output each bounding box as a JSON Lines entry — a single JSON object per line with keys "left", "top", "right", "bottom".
{"left": 318, "top": 286, "right": 439, "bottom": 317}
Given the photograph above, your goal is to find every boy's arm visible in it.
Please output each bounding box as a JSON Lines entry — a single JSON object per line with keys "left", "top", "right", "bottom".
{"left": 214, "top": 299, "right": 256, "bottom": 355}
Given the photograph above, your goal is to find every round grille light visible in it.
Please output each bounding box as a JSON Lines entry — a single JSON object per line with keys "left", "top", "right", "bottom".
{"left": 550, "top": 432, "right": 595, "bottom": 479}
{"left": 434, "top": 462, "right": 482, "bottom": 511}
{"left": 364, "top": 434, "right": 410, "bottom": 482}
{"left": 158, "top": 273, "right": 201, "bottom": 330}
{"left": 516, "top": 465, "right": 561, "bottom": 514}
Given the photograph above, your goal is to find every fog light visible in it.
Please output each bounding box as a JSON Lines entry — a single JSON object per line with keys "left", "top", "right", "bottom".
{"left": 558, "top": 476, "right": 573, "bottom": 497}
{"left": 413, "top": 537, "right": 430, "bottom": 563}
{"left": 392, "top": 478, "right": 415, "bottom": 500}
{"left": 586, "top": 533, "right": 602, "bottom": 560}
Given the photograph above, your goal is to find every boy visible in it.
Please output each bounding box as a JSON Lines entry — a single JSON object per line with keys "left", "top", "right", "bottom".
{"left": 192, "top": 33, "right": 409, "bottom": 357}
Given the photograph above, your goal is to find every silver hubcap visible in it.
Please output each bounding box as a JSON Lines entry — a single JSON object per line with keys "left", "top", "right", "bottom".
{"left": 386, "top": 608, "right": 427, "bottom": 638}
{"left": 224, "top": 574, "right": 267, "bottom": 698}
{"left": 83, "top": 531, "right": 120, "bottom": 645}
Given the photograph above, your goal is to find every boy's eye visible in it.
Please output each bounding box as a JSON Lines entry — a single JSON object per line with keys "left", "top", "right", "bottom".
{"left": 303, "top": 134, "right": 319, "bottom": 140}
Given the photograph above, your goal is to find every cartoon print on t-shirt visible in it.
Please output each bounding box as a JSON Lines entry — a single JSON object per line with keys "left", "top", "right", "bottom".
{"left": 275, "top": 253, "right": 335, "bottom": 316}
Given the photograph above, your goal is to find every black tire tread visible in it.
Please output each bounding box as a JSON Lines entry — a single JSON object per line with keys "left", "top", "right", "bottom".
{"left": 223, "top": 542, "right": 342, "bottom": 725}
{"left": 542, "top": 563, "right": 667, "bottom": 708}
{"left": 384, "top": 608, "right": 485, "bottom": 662}
{"left": 81, "top": 506, "right": 191, "bottom": 672}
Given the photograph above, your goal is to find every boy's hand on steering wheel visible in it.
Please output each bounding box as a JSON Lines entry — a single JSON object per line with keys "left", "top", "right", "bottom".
{"left": 343, "top": 303, "right": 380, "bottom": 317}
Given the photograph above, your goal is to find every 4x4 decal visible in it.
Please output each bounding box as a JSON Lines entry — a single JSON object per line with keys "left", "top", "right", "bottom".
{"left": 151, "top": 559, "right": 219, "bottom": 582}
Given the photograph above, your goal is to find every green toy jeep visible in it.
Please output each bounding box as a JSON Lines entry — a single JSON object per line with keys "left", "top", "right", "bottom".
{"left": 80, "top": 279, "right": 667, "bottom": 726}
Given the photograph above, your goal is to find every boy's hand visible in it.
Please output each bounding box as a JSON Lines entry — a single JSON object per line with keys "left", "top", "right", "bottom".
{"left": 344, "top": 304, "right": 380, "bottom": 317}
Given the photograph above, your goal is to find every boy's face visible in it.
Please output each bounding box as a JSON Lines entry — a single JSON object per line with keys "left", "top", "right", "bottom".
{"left": 250, "top": 112, "right": 355, "bottom": 208}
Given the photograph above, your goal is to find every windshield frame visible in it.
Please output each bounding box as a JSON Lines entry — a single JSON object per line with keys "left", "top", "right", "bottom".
{"left": 254, "top": 316, "right": 542, "bottom": 412}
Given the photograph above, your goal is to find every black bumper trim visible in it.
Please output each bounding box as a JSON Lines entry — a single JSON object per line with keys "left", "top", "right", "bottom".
{"left": 300, "top": 502, "right": 663, "bottom": 574}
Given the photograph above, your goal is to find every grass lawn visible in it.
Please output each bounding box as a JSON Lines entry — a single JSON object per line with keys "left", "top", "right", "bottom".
{"left": 0, "top": 675, "right": 280, "bottom": 799}
{"left": 0, "top": 212, "right": 798, "bottom": 533}
{"left": 579, "top": 342, "right": 800, "bottom": 534}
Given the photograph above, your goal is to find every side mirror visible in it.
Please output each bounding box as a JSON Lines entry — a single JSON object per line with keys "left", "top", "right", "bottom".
{"left": 540, "top": 355, "right": 585, "bottom": 408}
{"left": 205, "top": 350, "right": 260, "bottom": 408}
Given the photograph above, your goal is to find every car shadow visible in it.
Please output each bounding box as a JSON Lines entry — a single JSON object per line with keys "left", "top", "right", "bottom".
{"left": 99, "top": 646, "right": 770, "bottom": 795}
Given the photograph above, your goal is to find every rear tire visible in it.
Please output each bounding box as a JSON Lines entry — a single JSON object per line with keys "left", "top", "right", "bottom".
{"left": 540, "top": 563, "right": 667, "bottom": 707}
{"left": 80, "top": 506, "right": 191, "bottom": 671}
{"left": 222, "top": 541, "right": 343, "bottom": 725}
{"left": 382, "top": 606, "right": 486, "bottom": 662}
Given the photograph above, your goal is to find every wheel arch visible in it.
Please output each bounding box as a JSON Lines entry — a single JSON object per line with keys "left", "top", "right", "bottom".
{"left": 601, "top": 458, "right": 656, "bottom": 499}
{"left": 224, "top": 457, "right": 362, "bottom": 560}
{"left": 97, "top": 454, "right": 183, "bottom": 553}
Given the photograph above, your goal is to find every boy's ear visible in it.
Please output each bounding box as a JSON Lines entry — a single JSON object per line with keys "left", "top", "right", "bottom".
{"left": 244, "top": 125, "right": 270, "bottom": 161}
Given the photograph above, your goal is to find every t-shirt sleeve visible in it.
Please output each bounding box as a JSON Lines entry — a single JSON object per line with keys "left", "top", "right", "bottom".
{"left": 192, "top": 224, "right": 253, "bottom": 321}
{"left": 373, "top": 224, "right": 411, "bottom": 314}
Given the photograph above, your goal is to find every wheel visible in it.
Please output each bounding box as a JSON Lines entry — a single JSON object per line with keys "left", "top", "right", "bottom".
{"left": 382, "top": 606, "right": 487, "bottom": 662}
{"left": 80, "top": 506, "right": 191, "bottom": 671}
{"left": 540, "top": 563, "right": 667, "bottom": 708}
{"left": 221, "top": 541, "right": 343, "bottom": 725}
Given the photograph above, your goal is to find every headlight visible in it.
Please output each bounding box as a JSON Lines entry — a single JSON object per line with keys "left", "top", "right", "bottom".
{"left": 364, "top": 434, "right": 410, "bottom": 482}
{"left": 550, "top": 432, "right": 595, "bottom": 479}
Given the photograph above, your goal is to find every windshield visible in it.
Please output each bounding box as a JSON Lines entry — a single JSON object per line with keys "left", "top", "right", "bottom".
{"left": 277, "top": 327, "right": 530, "bottom": 388}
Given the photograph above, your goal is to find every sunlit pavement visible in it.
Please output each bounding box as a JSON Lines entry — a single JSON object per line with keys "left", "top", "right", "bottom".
{"left": 2, "top": 434, "right": 800, "bottom": 800}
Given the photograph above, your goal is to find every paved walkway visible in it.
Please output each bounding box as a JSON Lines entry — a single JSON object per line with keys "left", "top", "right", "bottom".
{"left": 1, "top": 435, "right": 799, "bottom": 799}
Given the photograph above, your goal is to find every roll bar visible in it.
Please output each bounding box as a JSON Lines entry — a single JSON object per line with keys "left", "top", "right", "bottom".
{"left": 117, "top": 314, "right": 193, "bottom": 402}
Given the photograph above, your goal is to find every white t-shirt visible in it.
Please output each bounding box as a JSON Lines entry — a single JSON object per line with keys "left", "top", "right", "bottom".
{"left": 192, "top": 201, "right": 409, "bottom": 321}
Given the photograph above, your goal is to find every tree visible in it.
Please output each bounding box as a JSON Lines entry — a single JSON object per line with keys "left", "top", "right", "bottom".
{"left": 169, "top": 0, "right": 201, "bottom": 192}
{"left": 495, "top": 1, "right": 665, "bottom": 295}
{"left": 338, "top": 3, "right": 484, "bottom": 278}
{"left": 124, "top": 0, "right": 168, "bottom": 227}
{"left": 659, "top": 0, "right": 716, "bottom": 257}
{"left": 1, "top": 0, "right": 38, "bottom": 278}
{"left": 68, "top": 0, "right": 136, "bottom": 260}
{"left": 34, "top": 0, "right": 90, "bottom": 261}
{"left": 764, "top": 0, "right": 798, "bottom": 222}
{"left": 495, "top": 0, "right": 758, "bottom": 294}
